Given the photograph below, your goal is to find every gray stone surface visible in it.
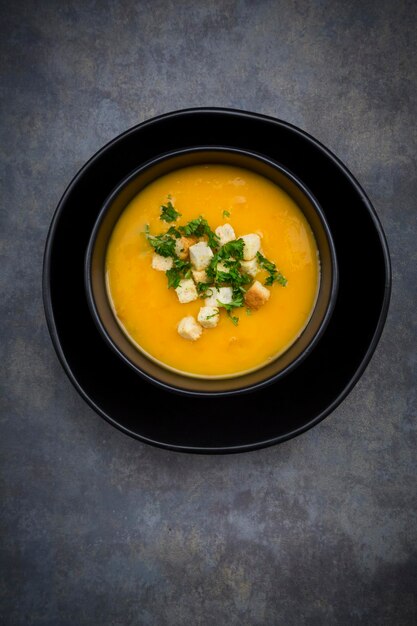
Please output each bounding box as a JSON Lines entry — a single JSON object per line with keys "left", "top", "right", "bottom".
{"left": 1, "top": 0, "right": 416, "bottom": 624}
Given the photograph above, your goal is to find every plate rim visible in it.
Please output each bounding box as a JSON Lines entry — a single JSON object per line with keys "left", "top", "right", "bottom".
{"left": 43, "top": 107, "right": 392, "bottom": 453}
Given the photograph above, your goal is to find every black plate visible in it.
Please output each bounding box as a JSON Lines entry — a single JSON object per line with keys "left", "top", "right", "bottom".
{"left": 43, "top": 108, "right": 391, "bottom": 453}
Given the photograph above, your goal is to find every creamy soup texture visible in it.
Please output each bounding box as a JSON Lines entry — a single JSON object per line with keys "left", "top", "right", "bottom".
{"left": 106, "top": 164, "right": 320, "bottom": 377}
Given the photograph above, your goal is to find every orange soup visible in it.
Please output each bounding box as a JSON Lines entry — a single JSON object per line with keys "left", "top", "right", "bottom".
{"left": 106, "top": 164, "right": 319, "bottom": 377}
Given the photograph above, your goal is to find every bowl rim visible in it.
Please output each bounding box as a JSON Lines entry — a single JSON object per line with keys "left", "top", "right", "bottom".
{"left": 84, "top": 144, "right": 339, "bottom": 396}
{"left": 43, "top": 107, "right": 391, "bottom": 452}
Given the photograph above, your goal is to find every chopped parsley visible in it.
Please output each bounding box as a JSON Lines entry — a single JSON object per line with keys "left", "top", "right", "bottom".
{"left": 166, "top": 225, "right": 181, "bottom": 238}
{"left": 205, "top": 312, "right": 219, "bottom": 320}
{"left": 216, "top": 292, "right": 246, "bottom": 325}
{"left": 196, "top": 282, "right": 212, "bottom": 296}
{"left": 147, "top": 232, "right": 177, "bottom": 257}
{"left": 256, "top": 252, "right": 287, "bottom": 287}
{"left": 160, "top": 199, "right": 181, "bottom": 223}
{"left": 216, "top": 303, "right": 239, "bottom": 326}
{"left": 165, "top": 258, "right": 191, "bottom": 289}
{"left": 221, "top": 238, "right": 244, "bottom": 260}
{"left": 179, "top": 216, "right": 220, "bottom": 249}
{"left": 205, "top": 239, "right": 250, "bottom": 320}
{"left": 145, "top": 204, "right": 288, "bottom": 332}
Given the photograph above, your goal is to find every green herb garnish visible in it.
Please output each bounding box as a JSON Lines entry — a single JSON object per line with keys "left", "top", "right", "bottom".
{"left": 205, "top": 312, "right": 219, "bottom": 320}
{"left": 160, "top": 199, "right": 181, "bottom": 223}
{"left": 147, "top": 232, "right": 177, "bottom": 257}
{"left": 179, "top": 216, "right": 220, "bottom": 249}
{"left": 217, "top": 305, "right": 239, "bottom": 326}
{"left": 206, "top": 240, "right": 249, "bottom": 291}
{"left": 165, "top": 258, "right": 191, "bottom": 289}
{"left": 256, "top": 252, "right": 287, "bottom": 286}
{"left": 146, "top": 204, "right": 288, "bottom": 332}
{"left": 221, "top": 238, "right": 244, "bottom": 260}
{"left": 216, "top": 301, "right": 239, "bottom": 325}
{"left": 216, "top": 291, "right": 246, "bottom": 325}
{"left": 166, "top": 225, "right": 181, "bottom": 238}
{"left": 197, "top": 282, "right": 212, "bottom": 296}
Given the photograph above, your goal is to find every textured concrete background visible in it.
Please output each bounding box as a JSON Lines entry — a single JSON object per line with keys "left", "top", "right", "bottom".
{"left": 1, "top": 0, "right": 416, "bottom": 624}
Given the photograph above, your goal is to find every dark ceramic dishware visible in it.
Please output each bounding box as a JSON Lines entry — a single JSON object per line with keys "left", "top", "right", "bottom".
{"left": 85, "top": 147, "right": 338, "bottom": 396}
{"left": 43, "top": 108, "right": 391, "bottom": 453}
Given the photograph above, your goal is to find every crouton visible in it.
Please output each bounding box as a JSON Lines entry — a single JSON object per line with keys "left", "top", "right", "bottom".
{"left": 175, "top": 278, "right": 198, "bottom": 304}
{"left": 198, "top": 306, "right": 220, "bottom": 329}
{"left": 241, "top": 234, "right": 261, "bottom": 260}
{"left": 191, "top": 269, "right": 208, "bottom": 284}
{"left": 151, "top": 253, "right": 173, "bottom": 271}
{"left": 175, "top": 236, "right": 193, "bottom": 260}
{"left": 240, "top": 258, "right": 259, "bottom": 277}
{"left": 205, "top": 286, "right": 233, "bottom": 307}
{"left": 177, "top": 316, "right": 202, "bottom": 341}
{"left": 215, "top": 223, "right": 236, "bottom": 246}
{"left": 189, "top": 241, "right": 214, "bottom": 270}
{"left": 244, "top": 280, "right": 270, "bottom": 309}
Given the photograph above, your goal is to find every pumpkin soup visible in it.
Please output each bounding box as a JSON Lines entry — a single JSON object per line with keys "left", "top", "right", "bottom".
{"left": 106, "top": 164, "right": 320, "bottom": 377}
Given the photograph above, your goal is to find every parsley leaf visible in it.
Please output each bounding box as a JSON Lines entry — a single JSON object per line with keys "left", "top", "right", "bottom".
{"left": 223, "top": 210, "right": 231, "bottom": 218}
{"left": 179, "top": 216, "right": 220, "bottom": 249}
{"left": 165, "top": 258, "right": 191, "bottom": 289}
{"left": 206, "top": 239, "right": 247, "bottom": 286}
{"left": 160, "top": 200, "right": 181, "bottom": 223}
{"left": 216, "top": 295, "right": 243, "bottom": 312}
{"left": 147, "top": 233, "right": 176, "bottom": 257}
{"left": 221, "top": 238, "right": 244, "bottom": 260}
{"left": 203, "top": 238, "right": 250, "bottom": 326}
{"left": 215, "top": 303, "right": 239, "bottom": 325}
{"left": 166, "top": 226, "right": 181, "bottom": 238}
{"left": 196, "top": 282, "right": 212, "bottom": 296}
{"left": 205, "top": 312, "right": 219, "bottom": 320}
{"left": 207, "top": 255, "right": 251, "bottom": 290}
{"left": 166, "top": 267, "right": 181, "bottom": 289}
{"left": 256, "top": 252, "right": 287, "bottom": 286}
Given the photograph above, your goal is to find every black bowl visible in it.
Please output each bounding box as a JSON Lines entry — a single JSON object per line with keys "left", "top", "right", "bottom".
{"left": 43, "top": 108, "right": 391, "bottom": 452}
{"left": 85, "top": 147, "right": 338, "bottom": 396}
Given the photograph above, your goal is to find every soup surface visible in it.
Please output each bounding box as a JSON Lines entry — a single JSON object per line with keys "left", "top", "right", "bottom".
{"left": 106, "top": 164, "right": 319, "bottom": 377}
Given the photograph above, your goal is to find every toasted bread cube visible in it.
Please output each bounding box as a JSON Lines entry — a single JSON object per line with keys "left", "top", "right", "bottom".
{"left": 192, "top": 269, "right": 208, "bottom": 284}
{"left": 241, "top": 234, "right": 261, "bottom": 260}
{"left": 198, "top": 306, "right": 220, "bottom": 329}
{"left": 175, "top": 236, "right": 193, "bottom": 260}
{"left": 240, "top": 258, "right": 259, "bottom": 277}
{"left": 151, "top": 253, "right": 173, "bottom": 271}
{"left": 177, "top": 316, "right": 202, "bottom": 341}
{"left": 205, "top": 286, "right": 233, "bottom": 307}
{"left": 244, "top": 280, "right": 270, "bottom": 309}
{"left": 189, "top": 241, "right": 213, "bottom": 270}
{"left": 215, "top": 223, "right": 236, "bottom": 246}
{"left": 175, "top": 278, "right": 198, "bottom": 304}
